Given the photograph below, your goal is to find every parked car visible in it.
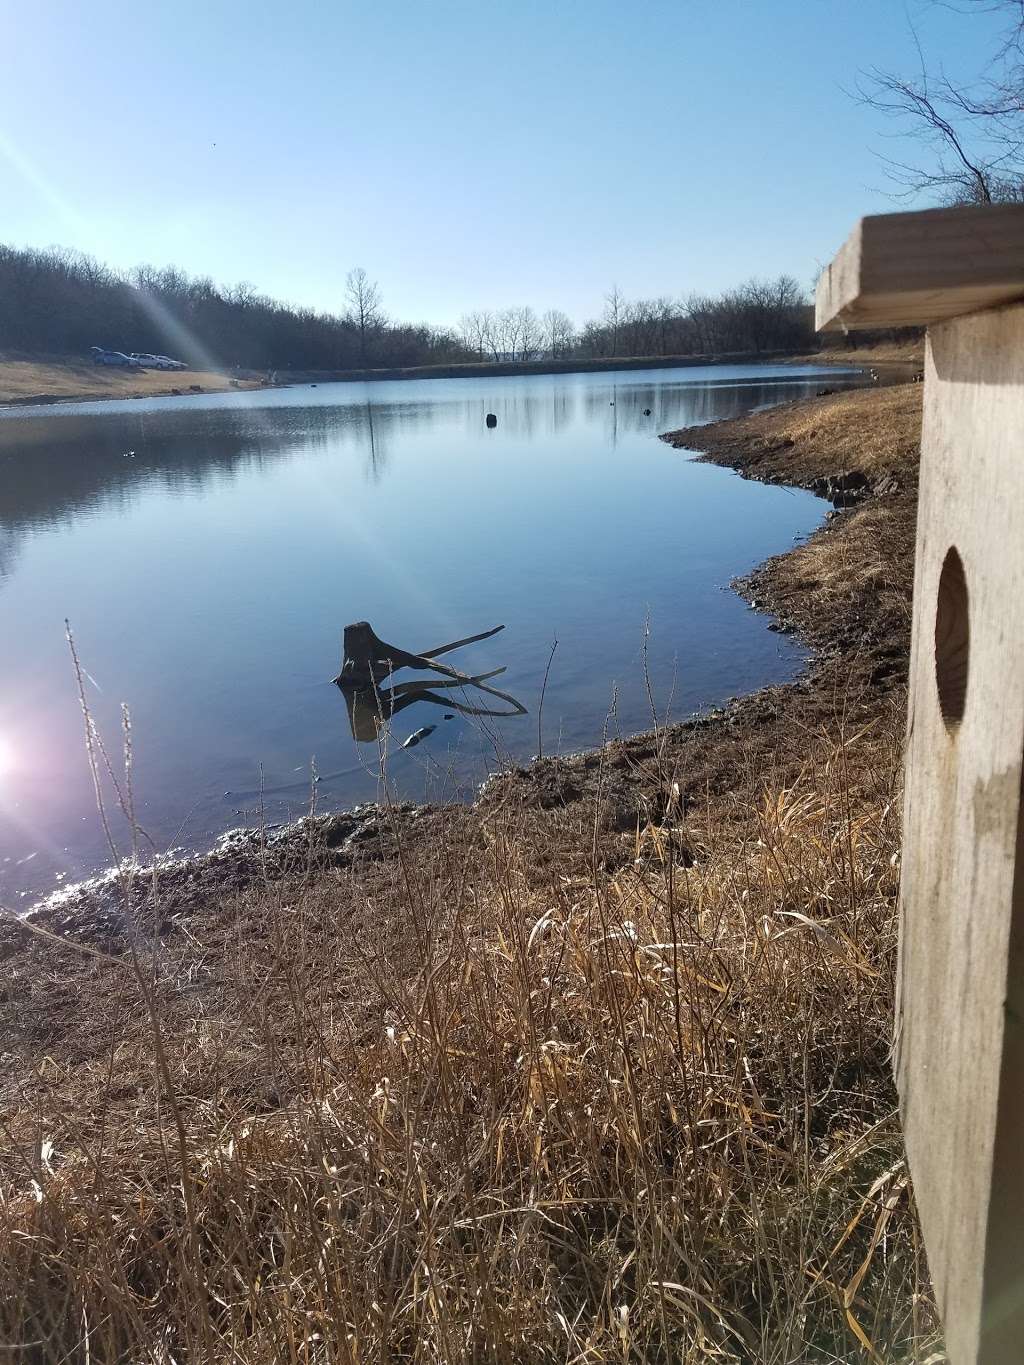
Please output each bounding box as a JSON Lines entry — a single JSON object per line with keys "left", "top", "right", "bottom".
{"left": 89, "top": 347, "right": 142, "bottom": 368}
{"left": 130, "top": 352, "right": 188, "bottom": 371}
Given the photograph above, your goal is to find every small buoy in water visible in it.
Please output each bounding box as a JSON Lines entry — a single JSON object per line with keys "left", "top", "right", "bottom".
{"left": 402, "top": 725, "right": 436, "bottom": 749}
{"left": 485, "top": 413, "right": 497, "bottom": 428}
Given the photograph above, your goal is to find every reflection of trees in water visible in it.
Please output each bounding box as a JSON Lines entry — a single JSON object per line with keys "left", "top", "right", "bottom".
{"left": 580, "top": 375, "right": 866, "bottom": 437}
{"left": 458, "top": 389, "right": 575, "bottom": 439}
{"left": 0, "top": 409, "right": 310, "bottom": 540}
{"left": 0, "top": 402, "right": 411, "bottom": 539}
{"left": 0, "top": 374, "right": 865, "bottom": 545}
{"left": 0, "top": 390, "right": 576, "bottom": 542}
{"left": 0, "top": 527, "right": 18, "bottom": 580}
{"left": 547, "top": 388, "right": 574, "bottom": 435}
{"left": 362, "top": 401, "right": 387, "bottom": 482}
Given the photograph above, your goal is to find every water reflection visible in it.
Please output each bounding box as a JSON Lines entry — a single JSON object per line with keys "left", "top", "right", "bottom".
{"left": 0, "top": 370, "right": 863, "bottom": 552}
{"left": 580, "top": 377, "right": 810, "bottom": 439}
{"left": 0, "top": 364, "right": 868, "bottom": 900}
{"left": 362, "top": 400, "right": 389, "bottom": 481}
{"left": 340, "top": 676, "right": 527, "bottom": 742}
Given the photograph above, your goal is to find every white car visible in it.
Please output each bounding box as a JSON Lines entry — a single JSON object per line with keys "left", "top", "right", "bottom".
{"left": 130, "top": 352, "right": 188, "bottom": 371}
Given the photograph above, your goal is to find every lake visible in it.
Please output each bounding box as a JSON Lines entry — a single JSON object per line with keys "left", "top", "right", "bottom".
{"left": 0, "top": 363, "right": 865, "bottom": 903}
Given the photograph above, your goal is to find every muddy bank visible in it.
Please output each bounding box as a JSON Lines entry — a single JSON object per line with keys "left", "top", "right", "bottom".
{"left": 0, "top": 802, "right": 443, "bottom": 951}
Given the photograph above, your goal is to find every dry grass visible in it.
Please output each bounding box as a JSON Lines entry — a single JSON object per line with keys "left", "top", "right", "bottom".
{"left": 792, "top": 341, "right": 925, "bottom": 366}
{"left": 664, "top": 384, "right": 922, "bottom": 493}
{"left": 746, "top": 386, "right": 921, "bottom": 484}
{"left": 0, "top": 707, "right": 940, "bottom": 1362}
{"left": 739, "top": 491, "right": 918, "bottom": 674}
{"left": 0, "top": 355, "right": 264, "bottom": 405}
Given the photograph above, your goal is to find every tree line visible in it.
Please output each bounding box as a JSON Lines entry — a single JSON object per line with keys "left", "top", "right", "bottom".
{"left": 0, "top": 246, "right": 464, "bottom": 372}
{"left": 457, "top": 276, "right": 813, "bottom": 362}
{"left": 0, "top": 240, "right": 814, "bottom": 373}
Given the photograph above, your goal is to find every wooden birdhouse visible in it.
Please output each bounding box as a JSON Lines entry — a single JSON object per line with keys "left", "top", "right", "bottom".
{"left": 817, "top": 203, "right": 1024, "bottom": 1365}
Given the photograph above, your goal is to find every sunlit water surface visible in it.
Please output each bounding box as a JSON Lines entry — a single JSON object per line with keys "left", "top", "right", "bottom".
{"left": 0, "top": 364, "right": 865, "bottom": 901}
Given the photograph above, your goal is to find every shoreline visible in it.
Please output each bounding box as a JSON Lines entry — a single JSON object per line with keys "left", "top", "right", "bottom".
{"left": 0, "top": 347, "right": 921, "bottom": 411}
{"left": 265, "top": 347, "right": 874, "bottom": 386}
{"left": 5, "top": 382, "right": 921, "bottom": 943}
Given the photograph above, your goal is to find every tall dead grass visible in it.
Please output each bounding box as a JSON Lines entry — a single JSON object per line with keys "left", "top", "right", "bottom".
{"left": 0, "top": 709, "right": 940, "bottom": 1362}
{"left": 663, "top": 384, "right": 923, "bottom": 492}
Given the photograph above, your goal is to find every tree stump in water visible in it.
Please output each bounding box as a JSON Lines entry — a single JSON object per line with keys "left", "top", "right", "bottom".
{"left": 334, "top": 620, "right": 526, "bottom": 741}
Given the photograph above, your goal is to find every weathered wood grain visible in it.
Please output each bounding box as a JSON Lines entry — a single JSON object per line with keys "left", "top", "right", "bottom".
{"left": 815, "top": 203, "right": 1024, "bottom": 331}
{"left": 896, "top": 298, "right": 1024, "bottom": 1365}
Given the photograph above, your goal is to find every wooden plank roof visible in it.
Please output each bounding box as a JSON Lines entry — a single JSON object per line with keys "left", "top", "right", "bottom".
{"left": 815, "top": 203, "right": 1024, "bottom": 331}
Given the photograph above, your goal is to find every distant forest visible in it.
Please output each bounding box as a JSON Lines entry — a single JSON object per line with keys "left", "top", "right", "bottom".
{"left": 0, "top": 242, "right": 816, "bottom": 372}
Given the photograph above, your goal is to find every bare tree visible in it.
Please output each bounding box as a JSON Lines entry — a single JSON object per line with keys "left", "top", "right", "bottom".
{"left": 858, "top": 2, "right": 1024, "bottom": 204}
{"left": 516, "top": 306, "right": 542, "bottom": 361}
{"left": 541, "top": 307, "right": 575, "bottom": 358}
{"left": 478, "top": 310, "right": 499, "bottom": 360}
{"left": 578, "top": 319, "right": 607, "bottom": 357}
{"left": 489, "top": 307, "right": 523, "bottom": 360}
{"left": 603, "top": 285, "right": 625, "bottom": 356}
{"left": 457, "top": 311, "right": 489, "bottom": 360}
{"left": 625, "top": 298, "right": 659, "bottom": 356}
{"left": 345, "top": 267, "right": 383, "bottom": 363}
{"left": 577, "top": 276, "right": 811, "bottom": 359}
{"left": 654, "top": 296, "right": 676, "bottom": 355}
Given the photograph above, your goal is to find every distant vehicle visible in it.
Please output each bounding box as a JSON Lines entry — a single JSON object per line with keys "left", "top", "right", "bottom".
{"left": 130, "top": 352, "right": 188, "bottom": 371}
{"left": 89, "top": 347, "right": 142, "bottom": 368}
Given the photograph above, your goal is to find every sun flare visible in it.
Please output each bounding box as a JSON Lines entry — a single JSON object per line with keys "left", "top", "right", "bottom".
{"left": 0, "top": 734, "right": 15, "bottom": 777}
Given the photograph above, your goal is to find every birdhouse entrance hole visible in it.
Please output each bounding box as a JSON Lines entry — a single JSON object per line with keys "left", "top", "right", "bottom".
{"left": 934, "top": 545, "right": 970, "bottom": 730}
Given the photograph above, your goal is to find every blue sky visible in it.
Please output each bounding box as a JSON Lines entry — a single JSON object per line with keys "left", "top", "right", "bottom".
{"left": 0, "top": 0, "right": 1006, "bottom": 325}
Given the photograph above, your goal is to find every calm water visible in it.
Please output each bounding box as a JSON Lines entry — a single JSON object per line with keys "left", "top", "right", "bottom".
{"left": 0, "top": 364, "right": 864, "bottom": 902}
